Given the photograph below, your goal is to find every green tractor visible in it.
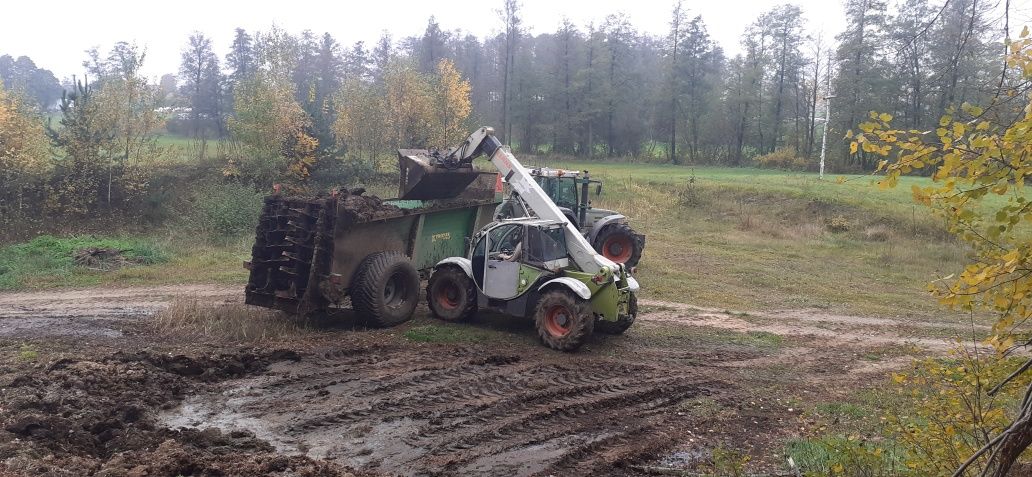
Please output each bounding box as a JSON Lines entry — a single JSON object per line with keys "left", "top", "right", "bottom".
{"left": 496, "top": 168, "right": 646, "bottom": 268}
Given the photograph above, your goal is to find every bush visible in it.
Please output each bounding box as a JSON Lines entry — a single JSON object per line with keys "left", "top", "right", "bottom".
{"left": 828, "top": 215, "right": 851, "bottom": 233}
{"left": 755, "top": 147, "right": 810, "bottom": 171}
{"left": 189, "top": 182, "right": 265, "bottom": 237}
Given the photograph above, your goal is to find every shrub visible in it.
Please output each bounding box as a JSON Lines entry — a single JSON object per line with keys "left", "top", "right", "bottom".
{"left": 189, "top": 182, "right": 265, "bottom": 237}
{"left": 828, "top": 215, "right": 850, "bottom": 233}
{"left": 754, "top": 147, "right": 810, "bottom": 171}
{"left": 885, "top": 351, "right": 1032, "bottom": 475}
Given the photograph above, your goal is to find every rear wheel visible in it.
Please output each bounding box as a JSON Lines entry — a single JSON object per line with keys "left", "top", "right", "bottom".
{"left": 351, "top": 252, "right": 419, "bottom": 327}
{"left": 534, "top": 289, "right": 594, "bottom": 351}
{"left": 596, "top": 293, "right": 637, "bottom": 334}
{"left": 427, "top": 265, "right": 477, "bottom": 322}
{"left": 594, "top": 223, "right": 644, "bottom": 268}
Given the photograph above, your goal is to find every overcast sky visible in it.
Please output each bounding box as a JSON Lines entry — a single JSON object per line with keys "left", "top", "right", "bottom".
{"left": 4, "top": 0, "right": 1032, "bottom": 81}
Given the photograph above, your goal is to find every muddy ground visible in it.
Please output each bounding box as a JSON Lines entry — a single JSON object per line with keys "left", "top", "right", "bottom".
{"left": 0, "top": 285, "right": 961, "bottom": 476}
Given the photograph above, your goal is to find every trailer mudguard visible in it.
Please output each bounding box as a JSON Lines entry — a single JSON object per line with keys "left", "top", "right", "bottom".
{"left": 537, "top": 277, "right": 591, "bottom": 300}
{"left": 435, "top": 257, "right": 473, "bottom": 278}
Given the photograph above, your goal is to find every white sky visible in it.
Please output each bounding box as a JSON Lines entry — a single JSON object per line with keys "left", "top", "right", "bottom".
{"left": 4, "top": 0, "right": 1032, "bottom": 81}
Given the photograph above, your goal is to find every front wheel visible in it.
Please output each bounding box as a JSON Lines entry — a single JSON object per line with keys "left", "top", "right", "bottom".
{"left": 593, "top": 223, "right": 644, "bottom": 268}
{"left": 351, "top": 252, "right": 420, "bottom": 327}
{"left": 427, "top": 265, "right": 477, "bottom": 322}
{"left": 596, "top": 293, "right": 637, "bottom": 334}
{"left": 534, "top": 289, "right": 594, "bottom": 352}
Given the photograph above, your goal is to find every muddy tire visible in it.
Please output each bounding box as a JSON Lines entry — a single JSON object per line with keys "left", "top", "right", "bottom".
{"left": 427, "top": 266, "right": 477, "bottom": 322}
{"left": 593, "top": 222, "right": 644, "bottom": 268}
{"left": 351, "top": 252, "right": 419, "bottom": 327}
{"left": 534, "top": 289, "right": 594, "bottom": 352}
{"left": 596, "top": 293, "right": 637, "bottom": 335}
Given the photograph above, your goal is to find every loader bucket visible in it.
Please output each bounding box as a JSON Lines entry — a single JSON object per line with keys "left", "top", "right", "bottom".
{"left": 398, "top": 150, "right": 480, "bottom": 200}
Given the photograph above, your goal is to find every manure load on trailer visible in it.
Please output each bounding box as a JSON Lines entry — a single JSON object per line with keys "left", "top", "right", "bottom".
{"left": 244, "top": 171, "right": 500, "bottom": 325}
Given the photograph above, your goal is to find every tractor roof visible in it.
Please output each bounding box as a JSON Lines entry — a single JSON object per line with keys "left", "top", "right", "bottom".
{"left": 529, "top": 167, "right": 582, "bottom": 178}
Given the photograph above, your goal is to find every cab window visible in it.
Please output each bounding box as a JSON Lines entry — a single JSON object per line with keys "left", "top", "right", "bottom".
{"left": 555, "top": 178, "right": 579, "bottom": 209}
{"left": 488, "top": 224, "right": 522, "bottom": 256}
{"left": 526, "top": 226, "right": 568, "bottom": 265}
{"left": 535, "top": 177, "right": 579, "bottom": 209}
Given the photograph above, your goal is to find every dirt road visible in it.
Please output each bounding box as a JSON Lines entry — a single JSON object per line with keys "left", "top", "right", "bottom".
{"left": 0, "top": 284, "right": 959, "bottom": 476}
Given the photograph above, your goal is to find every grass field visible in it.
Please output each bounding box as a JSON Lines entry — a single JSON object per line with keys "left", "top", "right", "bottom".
{"left": 534, "top": 160, "right": 996, "bottom": 321}
{"left": 2, "top": 158, "right": 1015, "bottom": 323}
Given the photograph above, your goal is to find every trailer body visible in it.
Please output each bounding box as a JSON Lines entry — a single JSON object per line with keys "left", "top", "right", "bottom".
{"left": 245, "top": 173, "right": 500, "bottom": 315}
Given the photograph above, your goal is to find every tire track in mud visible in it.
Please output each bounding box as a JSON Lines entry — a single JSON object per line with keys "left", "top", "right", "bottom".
{"left": 162, "top": 344, "right": 724, "bottom": 476}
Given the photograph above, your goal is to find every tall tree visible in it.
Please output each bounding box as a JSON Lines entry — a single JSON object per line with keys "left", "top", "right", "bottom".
{"left": 418, "top": 17, "right": 449, "bottom": 74}
{"left": 0, "top": 55, "right": 62, "bottom": 111}
{"left": 834, "top": 0, "right": 888, "bottom": 169}
{"left": 498, "top": 0, "right": 521, "bottom": 142}
{"left": 667, "top": 0, "right": 687, "bottom": 163}
{"left": 371, "top": 32, "right": 394, "bottom": 83}
{"left": 226, "top": 28, "right": 255, "bottom": 84}
{"left": 678, "top": 16, "right": 718, "bottom": 162}
{"left": 762, "top": 5, "right": 805, "bottom": 153}
{"left": 179, "top": 32, "right": 222, "bottom": 138}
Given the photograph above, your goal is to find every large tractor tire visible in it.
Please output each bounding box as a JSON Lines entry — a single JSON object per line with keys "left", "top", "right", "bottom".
{"left": 534, "top": 289, "right": 594, "bottom": 352}
{"left": 351, "top": 252, "right": 420, "bottom": 327}
{"left": 596, "top": 293, "right": 637, "bottom": 335}
{"left": 594, "top": 223, "right": 644, "bottom": 268}
{"left": 427, "top": 265, "right": 477, "bottom": 322}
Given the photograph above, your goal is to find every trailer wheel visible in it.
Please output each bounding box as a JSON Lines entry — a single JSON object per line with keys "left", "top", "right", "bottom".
{"left": 534, "top": 289, "right": 594, "bottom": 352}
{"left": 596, "top": 293, "right": 637, "bottom": 334}
{"left": 594, "top": 223, "right": 644, "bottom": 268}
{"left": 351, "top": 252, "right": 419, "bottom": 327}
{"left": 427, "top": 266, "right": 477, "bottom": 322}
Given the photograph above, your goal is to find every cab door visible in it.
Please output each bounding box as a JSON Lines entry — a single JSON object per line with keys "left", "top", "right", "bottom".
{"left": 478, "top": 223, "right": 523, "bottom": 299}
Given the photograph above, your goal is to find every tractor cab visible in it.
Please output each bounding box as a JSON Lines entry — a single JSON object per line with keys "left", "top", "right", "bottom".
{"left": 529, "top": 168, "right": 602, "bottom": 226}
{"left": 470, "top": 218, "right": 569, "bottom": 300}
{"left": 495, "top": 167, "right": 646, "bottom": 268}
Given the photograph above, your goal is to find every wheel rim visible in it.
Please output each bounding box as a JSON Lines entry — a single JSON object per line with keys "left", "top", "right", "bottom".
{"left": 544, "top": 305, "right": 574, "bottom": 337}
{"left": 384, "top": 272, "right": 408, "bottom": 308}
{"left": 435, "top": 281, "right": 460, "bottom": 310}
{"left": 602, "top": 234, "right": 634, "bottom": 263}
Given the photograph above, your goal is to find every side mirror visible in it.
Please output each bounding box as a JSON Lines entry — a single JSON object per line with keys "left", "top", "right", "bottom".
{"left": 595, "top": 183, "right": 603, "bottom": 196}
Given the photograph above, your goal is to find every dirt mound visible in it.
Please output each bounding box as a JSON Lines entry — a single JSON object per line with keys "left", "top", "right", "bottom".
{"left": 0, "top": 349, "right": 358, "bottom": 477}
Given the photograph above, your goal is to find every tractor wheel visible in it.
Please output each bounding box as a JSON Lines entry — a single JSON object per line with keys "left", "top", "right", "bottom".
{"left": 427, "top": 265, "right": 477, "bottom": 322}
{"left": 351, "top": 251, "right": 420, "bottom": 327}
{"left": 534, "top": 289, "right": 594, "bottom": 352}
{"left": 596, "top": 293, "right": 637, "bottom": 334}
{"left": 594, "top": 223, "right": 644, "bottom": 268}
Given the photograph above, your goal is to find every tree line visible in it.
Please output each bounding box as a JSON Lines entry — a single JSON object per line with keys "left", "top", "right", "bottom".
{"left": 0, "top": 0, "right": 1014, "bottom": 222}
{"left": 161, "top": 0, "right": 1007, "bottom": 169}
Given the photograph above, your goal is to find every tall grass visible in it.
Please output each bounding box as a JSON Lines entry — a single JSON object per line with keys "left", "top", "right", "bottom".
{"left": 153, "top": 298, "right": 309, "bottom": 343}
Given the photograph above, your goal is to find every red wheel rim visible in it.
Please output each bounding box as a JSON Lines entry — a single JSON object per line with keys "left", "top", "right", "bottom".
{"left": 435, "top": 282, "right": 460, "bottom": 310}
{"left": 544, "top": 305, "right": 573, "bottom": 337}
{"left": 602, "top": 235, "right": 634, "bottom": 263}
